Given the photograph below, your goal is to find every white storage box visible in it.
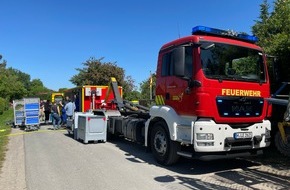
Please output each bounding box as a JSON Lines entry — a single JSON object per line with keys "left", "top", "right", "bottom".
{"left": 77, "top": 114, "right": 107, "bottom": 143}
{"left": 68, "top": 112, "right": 94, "bottom": 139}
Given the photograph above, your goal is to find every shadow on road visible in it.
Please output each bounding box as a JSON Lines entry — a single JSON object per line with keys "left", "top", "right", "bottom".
{"left": 247, "top": 143, "right": 290, "bottom": 170}
{"left": 109, "top": 137, "right": 290, "bottom": 189}
{"left": 154, "top": 167, "right": 290, "bottom": 190}
{"left": 109, "top": 138, "right": 258, "bottom": 174}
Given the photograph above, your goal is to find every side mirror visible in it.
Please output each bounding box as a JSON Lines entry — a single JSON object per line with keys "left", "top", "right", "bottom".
{"left": 188, "top": 79, "right": 201, "bottom": 88}
{"left": 172, "top": 47, "right": 185, "bottom": 77}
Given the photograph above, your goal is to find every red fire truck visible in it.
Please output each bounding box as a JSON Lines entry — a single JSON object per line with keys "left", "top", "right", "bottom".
{"left": 84, "top": 26, "right": 272, "bottom": 165}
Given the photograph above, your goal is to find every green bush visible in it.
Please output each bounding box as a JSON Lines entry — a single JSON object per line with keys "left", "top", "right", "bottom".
{"left": 0, "top": 97, "right": 9, "bottom": 115}
{"left": 0, "top": 108, "right": 13, "bottom": 170}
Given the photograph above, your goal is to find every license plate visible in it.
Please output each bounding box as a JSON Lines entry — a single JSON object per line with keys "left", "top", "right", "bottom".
{"left": 234, "top": 132, "right": 252, "bottom": 139}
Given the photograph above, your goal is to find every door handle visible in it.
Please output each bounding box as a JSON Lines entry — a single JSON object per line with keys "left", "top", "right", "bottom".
{"left": 165, "top": 93, "right": 170, "bottom": 100}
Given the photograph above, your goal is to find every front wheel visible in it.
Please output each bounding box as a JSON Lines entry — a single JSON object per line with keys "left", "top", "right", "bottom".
{"left": 150, "top": 121, "right": 180, "bottom": 165}
{"left": 275, "top": 127, "right": 290, "bottom": 157}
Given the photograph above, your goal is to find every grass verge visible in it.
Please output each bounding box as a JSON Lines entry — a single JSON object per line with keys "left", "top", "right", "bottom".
{"left": 0, "top": 108, "right": 13, "bottom": 170}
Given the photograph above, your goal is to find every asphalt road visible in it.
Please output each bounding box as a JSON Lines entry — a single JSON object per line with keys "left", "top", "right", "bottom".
{"left": 1, "top": 125, "right": 290, "bottom": 190}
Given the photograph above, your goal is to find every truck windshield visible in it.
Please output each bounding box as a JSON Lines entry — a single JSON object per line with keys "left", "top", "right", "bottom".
{"left": 200, "top": 42, "right": 266, "bottom": 83}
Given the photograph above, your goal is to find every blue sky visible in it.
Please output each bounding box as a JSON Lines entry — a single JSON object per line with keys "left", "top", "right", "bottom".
{"left": 0, "top": 0, "right": 274, "bottom": 91}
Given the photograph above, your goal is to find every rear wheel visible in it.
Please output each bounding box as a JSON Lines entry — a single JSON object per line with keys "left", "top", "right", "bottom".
{"left": 150, "top": 121, "right": 180, "bottom": 165}
{"left": 275, "top": 127, "right": 290, "bottom": 157}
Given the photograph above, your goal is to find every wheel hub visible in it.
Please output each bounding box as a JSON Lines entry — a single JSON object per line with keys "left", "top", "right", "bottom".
{"left": 154, "top": 131, "right": 167, "bottom": 155}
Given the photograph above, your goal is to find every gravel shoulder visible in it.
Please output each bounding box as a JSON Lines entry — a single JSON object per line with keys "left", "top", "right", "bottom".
{"left": 0, "top": 127, "right": 27, "bottom": 190}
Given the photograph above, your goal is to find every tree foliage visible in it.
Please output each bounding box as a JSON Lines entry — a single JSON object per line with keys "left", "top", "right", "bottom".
{"left": 0, "top": 97, "right": 9, "bottom": 114}
{"left": 7, "top": 68, "right": 31, "bottom": 90}
{"left": 58, "top": 88, "right": 68, "bottom": 92}
{"left": 125, "top": 90, "right": 141, "bottom": 101}
{"left": 70, "top": 57, "right": 125, "bottom": 86}
{"left": 28, "top": 79, "right": 51, "bottom": 98}
{"left": 0, "top": 64, "right": 28, "bottom": 101}
{"left": 139, "top": 73, "right": 156, "bottom": 106}
{"left": 122, "top": 75, "right": 139, "bottom": 100}
{"left": 70, "top": 57, "right": 136, "bottom": 100}
{"left": 252, "top": 0, "right": 290, "bottom": 83}
{"left": 0, "top": 56, "right": 52, "bottom": 109}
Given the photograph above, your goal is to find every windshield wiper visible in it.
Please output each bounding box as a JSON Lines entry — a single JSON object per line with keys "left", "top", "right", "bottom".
{"left": 208, "top": 75, "right": 258, "bottom": 83}
{"left": 241, "top": 75, "right": 260, "bottom": 82}
{"left": 207, "top": 75, "right": 229, "bottom": 82}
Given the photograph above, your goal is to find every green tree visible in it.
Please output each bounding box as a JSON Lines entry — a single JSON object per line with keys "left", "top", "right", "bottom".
{"left": 70, "top": 57, "right": 135, "bottom": 99}
{"left": 124, "top": 90, "right": 141, "bottom": 101}
{"left": 252, "top": 0, "right": 271, "bottom": 52}
{"left": 28, "top": 79, "right": 51, "bottom": 98}
{"left": 252, "top": 0, "right": 290, "bottom": 83}
{"left": 0, "top": 56, "right": 52, "bottom": 106}
{"left": 0, "top": 58, "right": 52, "bottom": 101}
{"left": 70, "top": 57, "right": 125, "bottom": 86}
{"left": 0, "top": 64, "right": 28, "bottom": 101}
{"left": 58, "top": 88, "right": 68, "bottom": 92}
{"left": 139, "top": 73, "right": 156, "bottom": 106}
{"left": 0, "top": 97, "right": 9, "bottom": 114}
{"left": 7, "top": 68, "right": 31, "bottom": 90}
{"left": 122, "top": 75, "right": 139, "bottom": 100}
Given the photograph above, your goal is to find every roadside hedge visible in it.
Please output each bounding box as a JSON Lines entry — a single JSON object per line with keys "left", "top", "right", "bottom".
{"left": 0, "top": 97, "right": 9, "bottom": 115}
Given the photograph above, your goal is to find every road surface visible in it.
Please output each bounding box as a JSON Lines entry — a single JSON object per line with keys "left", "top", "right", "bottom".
{"left": 0, "top": 126, "right": 289, "bottom": 190}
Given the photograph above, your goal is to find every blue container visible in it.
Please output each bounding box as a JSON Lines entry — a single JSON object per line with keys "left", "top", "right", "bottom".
{"left": 26, "top": 110, "right": 39, "bottom": 117}
{"left": 25, "top": 103, "right": 39, "bottom": 110}
{"left": 16, "top": 118, "right": 24, "bottom": 125}
{"left": 26, "top": 117, "right": 39, "bottom": 125}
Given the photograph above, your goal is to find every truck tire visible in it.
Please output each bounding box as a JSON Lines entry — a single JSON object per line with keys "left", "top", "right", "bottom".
{"left": 150, "top": 121, "right": 180, "bottom": 165}
{"left": 275, "top": 128, "right": 290, "bottom": 157}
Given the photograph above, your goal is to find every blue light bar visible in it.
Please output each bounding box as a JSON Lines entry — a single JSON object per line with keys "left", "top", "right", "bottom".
{"left": 192, "top": 26, "right": 258, "bottom": 43}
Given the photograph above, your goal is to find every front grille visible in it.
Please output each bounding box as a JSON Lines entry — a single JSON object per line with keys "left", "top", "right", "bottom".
{"left": 229, "top": 141, "right": 252, "bottom": 147}
{"left": 216, "top": 96, "right": 264, "bottom": 117}
{"left": 225, "top": 137, "right": 253, "bottom": 150}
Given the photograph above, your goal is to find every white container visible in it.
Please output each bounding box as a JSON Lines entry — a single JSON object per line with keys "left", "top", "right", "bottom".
{"left": 77, "top": 114, "right": 107, "bottom": 143}
{"left": 68, "top": 112, "right": 94, "bottom": 139}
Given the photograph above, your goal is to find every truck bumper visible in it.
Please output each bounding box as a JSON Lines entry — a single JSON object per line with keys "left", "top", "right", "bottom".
{"left": 192, "top": 119, "right": 271, "bottom": 152}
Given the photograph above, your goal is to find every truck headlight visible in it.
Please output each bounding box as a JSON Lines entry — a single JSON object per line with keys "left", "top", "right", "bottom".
{"left": 196, "top": 133, "right": 214, "bottom": 140}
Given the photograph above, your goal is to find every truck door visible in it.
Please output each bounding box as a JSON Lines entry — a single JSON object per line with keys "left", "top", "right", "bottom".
{"left": 158, "top": 46, "right": 195, "bottom": 115}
